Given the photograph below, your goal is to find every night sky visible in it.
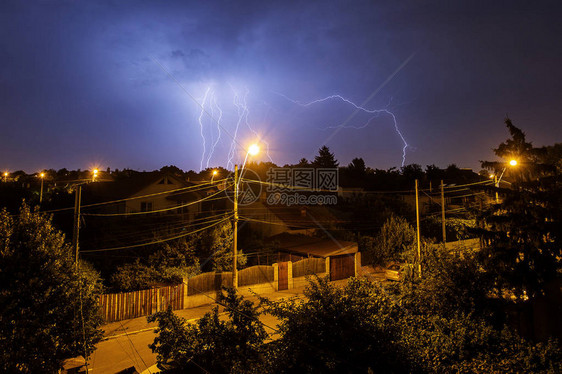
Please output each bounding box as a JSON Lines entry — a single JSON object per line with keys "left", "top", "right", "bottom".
{"left": 1, "top": 0, "right": 561, "bottom": 173}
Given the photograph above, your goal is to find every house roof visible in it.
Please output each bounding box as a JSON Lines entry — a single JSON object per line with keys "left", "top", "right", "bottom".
{"left": 241, "top": 202, "right": 339, "bottom": 230}
{"left": 80, "top": 172, "right": 203, "bottom": 204}
{"left": 267, "top": 233, "right": 358, "bottom": 258}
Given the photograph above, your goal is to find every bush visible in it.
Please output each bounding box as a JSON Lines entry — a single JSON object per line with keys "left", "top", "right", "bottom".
{"left": 148, "top": 288, "right": 267, "bottom": 373}
{"left": 361, "top": 215, "right": 416, "bottom": 265}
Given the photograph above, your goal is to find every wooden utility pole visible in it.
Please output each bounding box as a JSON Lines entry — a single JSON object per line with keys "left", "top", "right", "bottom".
{"left": 72, "top": 185, "right": 82, "bottom": 266}
{"left": 441, "top": 180, "right": 446, "bottom": 248}
{"left": 415, "top": 180, "right": 422, "bottom": 277}
{"left": 494, "top": 175, "right": 499, "bottom": 203}
{"left": 233, "top": 164, "right": 239, "bottom": 288}
{"left": 39, "top": 176, "right": 44, "bottom": 204}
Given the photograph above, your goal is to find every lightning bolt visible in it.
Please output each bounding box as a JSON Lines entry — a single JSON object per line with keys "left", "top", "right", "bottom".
{"left": 227, "top": 87, "right": 247, "bottom": 170}
{"left": 198, "top": 86, "right": 212, "bottom": 171}
{"left": 206, "top": 94, "right": 222, "bottom": 169}
{"left": 231, "top": 86, "right": 274, "bottom": 164}
{"left": 276, "top": 93, "right": 409, "bottom": 166}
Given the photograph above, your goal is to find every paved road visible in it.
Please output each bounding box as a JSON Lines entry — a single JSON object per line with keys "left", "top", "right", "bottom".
{"left": 71, "top": 277, "right": 365, "bottom": 373}
{"left": 84, "top": 287, "right": 307, "bottom": 373}
{"left": 87, "top": 312, "right": 282, "bottom": 373}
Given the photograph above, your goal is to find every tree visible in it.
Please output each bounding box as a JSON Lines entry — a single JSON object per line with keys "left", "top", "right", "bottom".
{"left": 374, "top": 215, "right": 416, "bottom": 263}
{"left": 295, "top": 158, "right": 310, "bottom": 167}
{"left": 478, "top": 118, "right": 562, "bottom": 299}
{"left": 0, "top": 204, "right": 103, "bottom": 372}
{"left": 207, "top": 221, "right": 247, "bottom": 272}
{"left": 149, "top": 278, "right": 561, "bottom": 373}
{"left": 110, "top": 239, "right": 201, "bottom": 292}
{"left": 313, "top": 145, "right": 339, "bottom": 168}
{"left": 347, "top": 157, "right": 366, "bottom": 176}
{"left": 261, "top": 277, "right": 412, "bottom": 373}
{"left": 160, "top": 165, "right": 185, "bottom": 177}
{"left": 401, "top": 163, "right": 424, "bottom": 182}
{"left": 148, "top": 288, "right": 267, "bottom": 373}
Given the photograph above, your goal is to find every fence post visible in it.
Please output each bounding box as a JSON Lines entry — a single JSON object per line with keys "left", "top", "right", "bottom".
{"left": 287, "top": 261, "right": 293, "bottom": 289}
{"left": 325, "top": 257, "right": 330, "bottom": 280}
{"left": 354, "top": 252, "right": 361, "bottom": 277}
{"left": 156, "top": 288, "right": 161, "bottom": 312}
{"left": 272, "top": 263, "right": 279, "bottom": 291}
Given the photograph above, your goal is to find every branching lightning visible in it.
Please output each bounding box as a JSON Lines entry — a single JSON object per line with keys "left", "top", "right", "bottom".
{"left": 231, "top": 86, "right": 274, "bottom": 164}
{"left": 206, "top": 94, "right": 222, "bottom": 169}
{"left": 276, "top": 93, "right": 409, "bottom": 166}
{"left": 198, "top": 86, "right": 211, "bottom": 171}
{"left": 226, "top": 87, "right": 247, "bottom": 170}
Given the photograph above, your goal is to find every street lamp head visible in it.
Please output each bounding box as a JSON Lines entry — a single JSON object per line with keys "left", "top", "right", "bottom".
{"left": 509, "top": 159, "right": 517, "bottom": 166}
{"left": 212, "top": 170, "right": 218, "bottom": 176}
{"left": 489, "top": 174, "right": 495, "bottom": 179}
{"left": 3, "top": 172, "right": 7, "bottom": 177}
{"left": 40, "top": 172, "right": 45, "bottom": 178}
{"left": 248, "top": 144, "right": 259, "bottom": 156}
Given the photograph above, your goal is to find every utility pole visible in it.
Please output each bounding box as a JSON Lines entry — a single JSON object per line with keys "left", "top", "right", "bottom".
{"left": 415, "top": 179, "right": 422, "bottom": 277}
{"left": 441, "top": 180, "right": 446, "bottom": 249}
{"left": 232, "top": 164, "right": 238, "bottom": 289}
{"left": 72, "top": 185, "right": 82, "bottom": 267}
{"left": 40, "top": 176, "right": 44, "bottom": 204}
{"left": 494, "top": 175, "right": 499, "bottom": 203}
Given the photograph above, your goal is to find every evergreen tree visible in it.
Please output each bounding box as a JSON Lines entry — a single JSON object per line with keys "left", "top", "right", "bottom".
{"left": 313, "top": 146, "right": 339, "bottom": 168}
{"left": 478, "top": 118, "right": 561, "bottom": 299}
{"left": 296, "top": 158, "right": 310, "bottom": 167}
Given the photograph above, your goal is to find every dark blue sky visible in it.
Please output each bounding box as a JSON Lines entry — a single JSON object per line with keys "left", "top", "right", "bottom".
{"left": 1, "top": 0, "right": 561, "bottom": 173}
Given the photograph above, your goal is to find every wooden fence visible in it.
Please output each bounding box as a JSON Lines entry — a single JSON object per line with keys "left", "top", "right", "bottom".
{"left": 239, "top": 265, "right": 274, "bottom": 287}
{"left": 99, "top": 284, "right": 184, "bottom": 322}
{"left": 292, "top": 258, "right": 326, "bottom": 278}
{"left": 187, "top": 271, "right": 233, "bottom": 296}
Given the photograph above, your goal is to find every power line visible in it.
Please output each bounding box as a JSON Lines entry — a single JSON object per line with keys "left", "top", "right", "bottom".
{"left": 82, "top": 186, "right": 231, "bottom": 217}
{"left": 40, "top": 179, "right": 227, "bottom": 214}
{"left": 80, "top": 215, "right": 232, "bottom": 253}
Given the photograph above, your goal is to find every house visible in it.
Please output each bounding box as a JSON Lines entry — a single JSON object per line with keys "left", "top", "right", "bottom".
{"left": 82, "top": 172, "right": 210, "bottom": 220}
{"left": 239, "top": 197, "right": 340, "bottom": 238}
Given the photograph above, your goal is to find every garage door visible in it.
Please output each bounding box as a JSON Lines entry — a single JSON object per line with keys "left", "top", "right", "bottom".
{"left": 330, "top": 254, "right": 355, "bottom": 281}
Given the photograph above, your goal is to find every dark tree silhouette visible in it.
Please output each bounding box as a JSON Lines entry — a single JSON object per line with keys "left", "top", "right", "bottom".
{"left": 478, "top": 118, "right": 561, "bottom": 299}
{"left": 0, "top": 204, "right": 104, "bottom": 372}
{"left": 313, "top": 146, "right": 339, "bottom": 168}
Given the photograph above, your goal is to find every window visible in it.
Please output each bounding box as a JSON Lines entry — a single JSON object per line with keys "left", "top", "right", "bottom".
{"left": 140, "top": 202, "right": 153, "bottom": 212}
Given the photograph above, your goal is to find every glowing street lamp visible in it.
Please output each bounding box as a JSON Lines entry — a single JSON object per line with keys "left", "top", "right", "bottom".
{"left": 3, "top": 172, "right": 7, "bottom": 183}
{"left": 92, "top": 168, "right": 99, "bottom": 182}
{"left": 494, "top": 159, "right": 518, "bottom": 203}
{"left": 211, "top": 169, "right": 218, "bottom": 182}
{"left": 248, "top": 144, "right": 259, "bottom": 156}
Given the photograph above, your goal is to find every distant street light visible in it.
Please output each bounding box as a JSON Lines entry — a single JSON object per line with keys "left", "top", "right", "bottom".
{"left": 509, "top": 159, "right": 518, "bottom": 166}
{"left": 211, "top": 169, "right": 218, "bottom": 183}
{"left": 3, "top": 172, "right": 7, "bottom": 183}
{"left": 92, "top": 169, "right": 99, "bottom": 182}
